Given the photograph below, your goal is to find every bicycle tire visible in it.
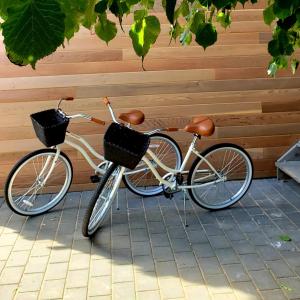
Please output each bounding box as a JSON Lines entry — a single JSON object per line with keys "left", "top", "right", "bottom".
{"left": 4, "top": 148, "right": 73, "bottom": 216}
{"left": 82, "top": 163, "right": 121, "bottom": 237}
{"left": 123, "top": 133, "right": 182, "bottom": 197}
{"left": 187, "top": 143, "right": 253, "bottom": 210}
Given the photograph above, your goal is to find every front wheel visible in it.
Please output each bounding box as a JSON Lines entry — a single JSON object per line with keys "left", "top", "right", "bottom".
{"left": 187, "top": 143, "right": 253, "bottom": 210}
{"left": 4, "top": 148, "right": 73, "bottom": 216}
{"left": 82, "top": 164, "right": 124, "bottom": 237}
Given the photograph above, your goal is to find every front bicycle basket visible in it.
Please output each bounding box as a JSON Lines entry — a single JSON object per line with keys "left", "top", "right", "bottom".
{"left": 104, "top": 123, "right": 150, "bottom": 170}
{"left": 30, "top": 109, "right": 69, "bottom": 147}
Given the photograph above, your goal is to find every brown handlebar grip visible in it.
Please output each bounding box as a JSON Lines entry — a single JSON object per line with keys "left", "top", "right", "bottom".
{"left": 103, "top": 97, "right": 110, "bottom": 106}
{"left": 62, "top": 97, "right": 74, "bottom": 101}
{"left": 91, "top": 117, "right": 105, "bottom": 126}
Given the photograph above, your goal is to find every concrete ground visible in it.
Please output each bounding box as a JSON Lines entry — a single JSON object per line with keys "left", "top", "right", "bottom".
{"left": 1, "top": 179, "right": 300, "bottom": 300}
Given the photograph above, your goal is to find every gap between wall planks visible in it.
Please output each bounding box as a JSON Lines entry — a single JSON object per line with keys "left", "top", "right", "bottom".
{"left": 0, "top": 1, "right": 300, "bottom": 195}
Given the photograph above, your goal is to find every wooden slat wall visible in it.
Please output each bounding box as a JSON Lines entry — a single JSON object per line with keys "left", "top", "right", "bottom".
{"left": 1, "top": 0, "right": 300, "bottom": 194}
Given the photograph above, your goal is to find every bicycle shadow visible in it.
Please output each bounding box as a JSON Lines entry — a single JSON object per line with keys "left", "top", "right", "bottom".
{"left": 0, "top": 179, "right": 299, "bottom": 299}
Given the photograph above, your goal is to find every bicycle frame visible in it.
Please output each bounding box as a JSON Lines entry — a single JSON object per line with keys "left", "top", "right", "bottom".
{"left": 140, "top": 135, "right": 224, "bottom": 190}
{"left": 52, "top": 129, "right": 164, "bottom": 177}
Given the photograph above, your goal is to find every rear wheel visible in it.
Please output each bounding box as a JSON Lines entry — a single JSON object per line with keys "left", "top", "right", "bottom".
{"left": 187, "top": 144, "right": 253, "bottom": 210}
{"left": 82, "top": 164, "right": 123, "bottom": 237}
{"left": 123, "top": 133, "right": 182, "bottom": 197}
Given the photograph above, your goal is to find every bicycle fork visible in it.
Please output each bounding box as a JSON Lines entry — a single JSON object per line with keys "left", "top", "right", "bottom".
{"left": 23, "top": 148, "right": 61, "bottom": 207}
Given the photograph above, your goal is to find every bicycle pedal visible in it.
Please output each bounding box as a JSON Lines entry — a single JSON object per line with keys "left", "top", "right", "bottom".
{"left": 163, "top": 191, "right": 174, "bottom": 199}
{"left": 90, "top": 175, "right": 101, "bottom": 183}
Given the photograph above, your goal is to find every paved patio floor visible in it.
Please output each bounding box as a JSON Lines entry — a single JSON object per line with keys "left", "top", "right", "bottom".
{"left": 1, "top": 179, "right": 300, "bottom": 300}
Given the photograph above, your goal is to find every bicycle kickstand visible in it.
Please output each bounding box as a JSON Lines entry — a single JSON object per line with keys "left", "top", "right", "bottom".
{"left": 116, "top": 191, "right": 120, "bottom": 210}
{"left": 183, "top": 190, "right": 188, "bottom": 227}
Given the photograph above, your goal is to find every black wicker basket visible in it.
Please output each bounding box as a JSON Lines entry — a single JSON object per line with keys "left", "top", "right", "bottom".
{"left": 104, "top": 123, "right": 150, "bottom": 170}
{"left": 30, "top": 109, "right": 69, "bottom": 147}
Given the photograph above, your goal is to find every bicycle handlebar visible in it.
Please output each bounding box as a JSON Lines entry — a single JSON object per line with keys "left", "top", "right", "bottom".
{"left": 58, "top": 96, "right": 118, "bottom": 126}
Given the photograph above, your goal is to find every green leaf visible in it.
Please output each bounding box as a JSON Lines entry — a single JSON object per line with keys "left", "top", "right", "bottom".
{"left": 291, "top": 59, "right": 299, "bottom": 74}
{"left": 129, "top": 15, "right": 161, "bottom": 60}
{"left": 141, "top": 0, "right": 155, "bottom": 9}
{"left": 190, "top": 11, "right": 205, "bottom": 34}
{"left": 2, "top": 0, "right": 65, "bottom": 68}
{"left": 109, "top": 0, "right": 130, "bottom": 29}
{"left": 169, "top": 21, "right": 184, "bottom": 41}
{"left": 268, "top": 61, "right": 278, "bottom": 76}
{"left": 216, "top": 11, "right": 231, "bottom": 28}
{"left": 263, "top": 5, "right": 276, "bottom": 25}
{"left": 0, "top": 0, "right": 20, "bottom": 19}
{"left": 279, "top": 234, "right": 292, "bottom": 242}
{"left": 95, "top": 13, "right": 117, "bottom": 44}
{"left": 95, "top": 0, "right": 109, "bottom": 14}
{"left": 211, "top": 0, "right": 231, "bottom": 10}
{"left": 175, "top": 0, "right": 189, "bottom": 18}
{"left": 195, "top": 23, "right": 217, "bottom": 49}
{"left": 81, "top": 0, "right": 97, "bottom": 29}
{"left": 165, "top": 0, "right": 177, "bottom": 24}
{"left": 134, "top": 9, "right": 148, "bottom": 21}
{"left": 268, "top": 39, "right": 281, "bottom": 56}
{"left": 180, "top": 30, "right": 192, "bottom": 45}
{"left": 58, "top": 0, "right": 87, "bottom": 40}
{"left": 273, "top": 0, "right": 294, "bottom": 19}
{"left": 280, "top": 283, "right": 293, "bottom": 292}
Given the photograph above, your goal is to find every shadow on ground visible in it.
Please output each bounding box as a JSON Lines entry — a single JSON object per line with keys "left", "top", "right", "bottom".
{"left": 1, "top": 179, "right": 300, "bottom": 299}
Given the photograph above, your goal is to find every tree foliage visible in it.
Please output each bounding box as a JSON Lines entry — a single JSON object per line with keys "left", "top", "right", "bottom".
{"left": 0, "top": 0, "right": 299, "bottom": 75}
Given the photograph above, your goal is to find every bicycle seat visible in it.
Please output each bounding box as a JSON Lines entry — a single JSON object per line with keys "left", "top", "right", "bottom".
{"left": 184, "top": 116, "right": 215, "bottom": 136}
{"left": 119, "top": 110, "right": 145, "bottom": 125}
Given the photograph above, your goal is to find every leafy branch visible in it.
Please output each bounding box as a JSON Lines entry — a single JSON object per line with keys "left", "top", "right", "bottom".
{"left": 0, "top": 0, "right": 299, "bottom": 75}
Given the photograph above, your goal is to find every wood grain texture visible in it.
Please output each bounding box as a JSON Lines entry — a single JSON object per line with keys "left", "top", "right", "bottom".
{"left": 0, "top": 2, "right": 300, "bottom": 195}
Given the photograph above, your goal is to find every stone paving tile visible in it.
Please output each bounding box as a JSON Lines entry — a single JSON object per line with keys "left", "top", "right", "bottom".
{"left": 64, "top": 287, "right": 87, "bottom": 299}
{"left": 0, "top": 284, "right": 18, "bottom": 300}
{"left": 249, "top": 270, "right": 279, "bottom": 291}
{"left": 88, "top": 276, "right": 111, "bottom": 297}
{"left": 213, "top": 293, "right": 237, "bottom": 300}
{"left": 152, "top": 246, "right": 174, "bottom": 262}
{"left": 1, "top": 180, "right": 300, "bottom": 299}
{"left": 18, "top": 273, "right": 44, "bottom": 293}
{"left": 15, "top": 291, "right": 39, "bottom": 300}
{"left": 206, "top": 274, "right": 233, "bottom": 294}
{"left": 133, "top": 255, "right": 155, "bottom": 272}
{"left": 112, "top": 264, "right": 134, "bottom": 283}
{"left": 0, "top": 266, "right": 24, "bottom": 284}
{"left": 90, "top": 259, "right": 112, "bottom": 277}
{"left": 65, "top": 269, "right": 89, "bottom": 288}
{"left": 40, "top": 279, "right": 65, "bottom": 299}
{"left": 185, "top": 285, "right": 210, "bottom": 300}
{"left": 174, "top": 251, "right": 198, "bottom": 268}
{"left": 215, "top": 248, "right": 240, "bottom": 265}
{"left": 266, "top": 260, "right": 295, "bottom": 278}
{"left": 178, "top": 266, "right": 204, "bottom": 286}
{"left": 136, "top": 290, "right": 161, "bottom": 300}
{"left": 198, "top": 257, "right": 222, "bottom": 275}
{"left": 278, "top": 277, "right": 300, "bottom": 299}
{"left": 260, "top": 289, "right": 287, "bottom": 300}
{"left": 232, "top": 281, "right": 262, "bottom": 299}
{"left": 240, "top": 253, "right": 266, "bottom": 271}
{"left": 112, "top": 281, "right": 135, "bottom": 300}
{"left": 155, "top": 260, "right": 178, "bottom": 278}
{"left": 223, "top": 264, "right": 250, "bottom": 282}
{"left": 159, "top": 277, "right": 185, "bottom": 299}
{"left": 135, "top": 271, "right": 159, "bottom": 291}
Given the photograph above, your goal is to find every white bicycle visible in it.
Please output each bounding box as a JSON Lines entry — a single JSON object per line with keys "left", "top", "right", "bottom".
{"left": 82, "top": 116, "right": 253, "bottom": 237}
{"left": 4, "top": 97, "right": 182, "bottom": 216}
